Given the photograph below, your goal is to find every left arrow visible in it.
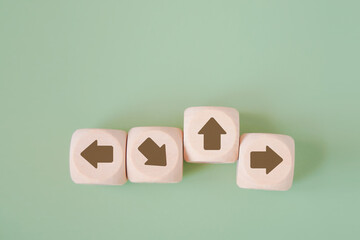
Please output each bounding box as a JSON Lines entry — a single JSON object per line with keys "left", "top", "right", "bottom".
{"left": 80, "top": 140, "right": 113, "bottom": 168}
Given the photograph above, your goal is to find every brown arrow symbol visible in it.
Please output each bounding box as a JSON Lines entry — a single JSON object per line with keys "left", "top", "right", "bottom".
{"left": 138, "top": 137, "right": 167, "bottom": 166}
{"left": 80, "top": 140, "right": 113, "bottom": 168}
{"left": 250, "top": 146, "right": 283, "bottom": 174}
{"left": 198, "top": 117, "right": 226, "bottom": 150}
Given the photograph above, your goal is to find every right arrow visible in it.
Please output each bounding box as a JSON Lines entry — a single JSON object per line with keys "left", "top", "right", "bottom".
{"left": 198, "top": 117, "right": 226, "bottom": 150}
{"left": 138, "top": 137, "right": 167, "bottom": 166}
{"left": 250, "top": 146, "right": 283, "bottom": 174}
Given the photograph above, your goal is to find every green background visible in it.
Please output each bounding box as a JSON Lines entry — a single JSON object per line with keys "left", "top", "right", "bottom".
{"left": 1, "top": 0, "right": 359, "bottom": 239}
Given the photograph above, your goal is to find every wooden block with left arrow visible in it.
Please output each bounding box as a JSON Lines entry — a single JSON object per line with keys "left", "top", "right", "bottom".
{"left": 69, "top": 129, "right": 127, "bottom": 185}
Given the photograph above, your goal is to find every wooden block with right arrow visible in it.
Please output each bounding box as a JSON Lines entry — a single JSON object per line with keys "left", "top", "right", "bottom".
{"left": 236, "top": 133, "right": 295, "bottom": 191}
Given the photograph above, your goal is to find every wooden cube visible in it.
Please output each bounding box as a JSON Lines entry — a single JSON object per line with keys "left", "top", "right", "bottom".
{"left": 127, "top": 127, "right": 183, "bottom": 183}
{"left": 184, "top": 106, "right": 240, "bottom": 163}
{"left": 70, "top": 129, "right": 127, "bottom": 185}
{"left": 236, "top": 133, "right": 295, "bottom": 191}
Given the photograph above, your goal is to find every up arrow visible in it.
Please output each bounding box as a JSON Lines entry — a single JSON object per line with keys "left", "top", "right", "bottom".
{"left": 80, "top": 140, "right": 113, "bottom": 168}
{"left": 138, "top": 137, "right": 167, "bottom": 166}
{"left": 250, "top": 146, "right": 283, "bottom": 174}
{"left": 198, "top": 117, "right": 226, "bottom": 150}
